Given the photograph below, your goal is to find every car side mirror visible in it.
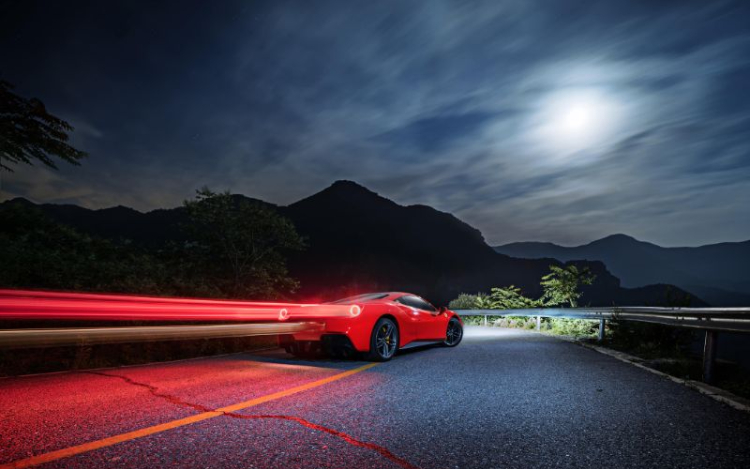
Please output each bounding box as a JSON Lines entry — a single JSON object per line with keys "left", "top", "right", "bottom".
{"left": 438, "top": 306, "right": 447, "bottom": 313}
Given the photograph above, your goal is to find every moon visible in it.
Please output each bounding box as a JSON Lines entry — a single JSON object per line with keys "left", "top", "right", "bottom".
{"left": 533, "top": 89, "right": 624, "bottom": 157}
{"left": 561, "top": 106, "right": 594, "bottom": 134}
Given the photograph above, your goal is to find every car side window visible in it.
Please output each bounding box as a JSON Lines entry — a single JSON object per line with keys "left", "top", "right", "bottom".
{"left": 397, "top": 295, "right": 436, "bottom": 312}
{"left": 413, "top": 296, "right": 437, "bottom": 312}
{"left": 395, "top": 296, "right": 413, "bottom": 308}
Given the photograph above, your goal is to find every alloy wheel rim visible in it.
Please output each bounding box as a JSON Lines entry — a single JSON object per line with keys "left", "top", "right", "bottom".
{"left": 376, "top": 323, "right": 397, "bottom": 358}
{"left": 446, "top": 321, "right": 462, "bottom": 345}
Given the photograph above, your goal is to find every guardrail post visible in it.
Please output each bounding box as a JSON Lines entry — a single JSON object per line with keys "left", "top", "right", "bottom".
{"left": 536, "top": 315, "right": 541, "bottom": 331}
{"left": 702, "top": 330, "right": 718, "bottom": 384}
{"left": 483, "top": 315, "right": 488, "bottom": 327}
{"left": 598, "top": 318, "right": 605, "bottom": 342}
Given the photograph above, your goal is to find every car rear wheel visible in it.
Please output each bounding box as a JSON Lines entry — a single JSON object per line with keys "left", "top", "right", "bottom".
{"left": 366, "top": 317, "right": 398, "bottom": 361}
{"left": 443, "top": 317, "right": 463, "bottom": 347}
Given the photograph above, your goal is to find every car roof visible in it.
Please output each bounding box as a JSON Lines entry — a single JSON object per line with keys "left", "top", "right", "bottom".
{"left": 331, "top": 292, "right": 421, "bottom": 304}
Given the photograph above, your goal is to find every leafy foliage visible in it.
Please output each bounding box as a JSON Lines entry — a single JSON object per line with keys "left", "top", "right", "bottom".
{"left": 0, "top": 197, "right": 307, "bottom": 375}
{"left": 0, "top": 81, "right": 87, "bottom": 171}
{"left": 540, "top": 264, "right": 596, "bottom": 307}
{"left": 448, "top": 293, "right": 484, "bottom": 309}
{"left": 450, "top": 265, "right": 595, "bottom": 312}
{"left": 449, "top": 287, "right": 539, "bottom": 326}
{"left": 0, "top": 190, "right": 306, "bottom": 300}
{"left": 447, "top": 293, "right": 491, "bottom": 325}
{"left": 493, "top": 316, "right": 538, "bottom": 329}
{"left": 181, "top": 188, "right": 305, "bottom": 298}
{"left": 473, "top": 293, "right": 494, "bottom": 309}
{"left": 448, "top": 286, "right": 539, "bottom": 310}
{"left": 487, "top": 285, "right": 541, "bottom": 309}
{"left": 547, "top": 318, "right": 597, "bottom": 337}
{"left": 0, "top": 203, "right": 170, "bottom": 294}
{"left": 448, "top": 267, "right": 599, "bottom": 336}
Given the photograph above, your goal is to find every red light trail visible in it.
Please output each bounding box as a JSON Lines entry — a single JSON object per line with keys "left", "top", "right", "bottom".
{"left": 0, "top": 323, "right": 323, "bottom": 348}
{"left": 0, "top": 289, "right": 359, "bottom": 322}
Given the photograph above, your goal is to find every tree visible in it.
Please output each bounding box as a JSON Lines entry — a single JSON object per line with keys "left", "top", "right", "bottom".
{"left": 487, "top": 285, "right": 541, "bottom": 309}
{"left": 474, "top": 293, "right": 494, "bottom": 309}
{"left": 0, "top": 80, "right": 87, "bottom": 171}
{"left": 447, "top": 287, "right": 539, "bottom": 310}
{"left": 182, "top": 188, "right": 305, "bottom": 299}
{"left": 447, "top": 293, "right": 484, "bottom": 310}
{"left": 540, "top": 264, "right": 596, "bottom": 307}
{"left": 0, "top": 202, "right": 170, "bottom": 294}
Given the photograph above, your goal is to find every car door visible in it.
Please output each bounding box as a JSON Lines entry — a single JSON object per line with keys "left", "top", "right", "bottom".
{"left": 411, "top": 296, "right": 444, "bottom": 339}
{"left": 396, "top": 296, "right": 442, "bottom": 340}
{"left": 394, "top": 297, "right": 423, "bottom": 344}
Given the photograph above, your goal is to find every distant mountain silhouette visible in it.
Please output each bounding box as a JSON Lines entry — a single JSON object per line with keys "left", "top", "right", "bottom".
{"left": 495, "top": 234, "right": 750, "bottom": 305}
{"left": 3, "top": 183, "right": 704, "bottom": 306}
{"left": 11, "top": 194, "right": 274, "bottom": 246}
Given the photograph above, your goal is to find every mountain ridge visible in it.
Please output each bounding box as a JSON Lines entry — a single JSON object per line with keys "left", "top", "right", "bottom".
{"left": 2, "top": 181, "right": 704, "bottom": 306}
{"left": 495, "top": 235, "right": 750, "bottom": 305}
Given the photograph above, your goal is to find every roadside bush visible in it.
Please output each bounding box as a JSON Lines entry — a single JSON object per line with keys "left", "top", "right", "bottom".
{"left": 548, "top": 318, "right": 597, "bottom": 337}
{"left": 493, "top": 316, "right": 537, "bottom": 329}
{"left": 459, "top": 316, "right": 485, "bottom": 326}
{"left": 448, "top": 293, "right": 485, "bottom": 310}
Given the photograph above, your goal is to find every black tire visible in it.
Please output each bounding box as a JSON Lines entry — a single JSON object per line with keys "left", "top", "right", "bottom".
{"left": 365, "top": 317, "right": 399, "bottom": 361}
{"left": 443, "top": 317, "right": 463, "bottom": 347}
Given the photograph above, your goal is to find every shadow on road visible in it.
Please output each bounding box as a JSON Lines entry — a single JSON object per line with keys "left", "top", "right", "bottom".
{"left": 242, "top": 348, "right": 367, "bottom": 369}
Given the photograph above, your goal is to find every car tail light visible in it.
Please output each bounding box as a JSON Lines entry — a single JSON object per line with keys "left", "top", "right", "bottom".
{"left": 349, "top": 305, "right": 362, "bottom": 317}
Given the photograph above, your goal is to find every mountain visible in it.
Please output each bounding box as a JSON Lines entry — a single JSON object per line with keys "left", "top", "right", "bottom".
{"left": 18, "top": 194, "right": 275, "bottom": 246}
{"left": 2, "top": 183, "right": 703, "bottom": 306}
{"left": 495, "top": 234, "right": 750, "bottom": 305}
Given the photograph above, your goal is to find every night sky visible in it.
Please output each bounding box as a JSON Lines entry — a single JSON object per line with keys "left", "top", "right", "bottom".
{"left": 1, "top": 0, "right": 749, "bottom": 247}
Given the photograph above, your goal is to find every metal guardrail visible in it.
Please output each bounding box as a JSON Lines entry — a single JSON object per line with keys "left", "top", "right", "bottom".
{"left": 455, "top": 307, "right": 750, "bottom": 333}
{"left": 455, "top": 306, "right": 750, "bottom": 384}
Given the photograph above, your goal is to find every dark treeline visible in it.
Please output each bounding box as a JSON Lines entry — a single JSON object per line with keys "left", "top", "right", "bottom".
{"left": 0, "top": 189, "right": 304, "bottom": 300}
{"left": 0, "top": 190, "right": 304, "bottom": 375}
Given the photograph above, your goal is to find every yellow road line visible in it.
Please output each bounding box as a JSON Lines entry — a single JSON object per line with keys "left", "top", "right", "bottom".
{"left": 1, "top": 362, "right": 379, "bottom": 469}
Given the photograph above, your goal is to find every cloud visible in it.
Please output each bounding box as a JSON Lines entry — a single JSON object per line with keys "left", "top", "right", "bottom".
{"left": 2, "top": 0, "right": 749, "bottom": 246}
{"left": 371, "top": 111, "right": 502, "bottom": 154}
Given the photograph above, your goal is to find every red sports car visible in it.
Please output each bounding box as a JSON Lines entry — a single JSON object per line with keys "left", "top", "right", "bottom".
{"left": 279, "top": 292, "right": 463, "bottom": 361}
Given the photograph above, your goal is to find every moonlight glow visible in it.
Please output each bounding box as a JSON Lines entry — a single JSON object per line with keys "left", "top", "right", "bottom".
{"left": 561, "top": 106, "right": 594, "bottom": 134}
{"left": 533, "top": 89, "right": 624, "bottom": 157}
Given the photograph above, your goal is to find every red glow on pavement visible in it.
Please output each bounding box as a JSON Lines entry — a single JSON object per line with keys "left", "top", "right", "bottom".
{"left": 229, "top": 414, "right": 420, "bottom": 469}
{"left": 0, "top": 289, "right": 358, "bottom": 322}
{"left": 82, "top": 370, "right": 418, "bottom": 469}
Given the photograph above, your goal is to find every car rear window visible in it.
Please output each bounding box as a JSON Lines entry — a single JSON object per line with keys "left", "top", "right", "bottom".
{"left": 329, "top": 293, "right": 389, "bottom": 304}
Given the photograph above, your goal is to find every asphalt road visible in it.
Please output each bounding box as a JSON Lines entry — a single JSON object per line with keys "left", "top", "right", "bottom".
{"left": 2, "top": 327, "right": 750, "bottom": 469}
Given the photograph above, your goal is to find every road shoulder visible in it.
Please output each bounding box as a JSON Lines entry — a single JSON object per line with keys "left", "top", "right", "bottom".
{"left": 547, "top": 332, "right": 750, "bottom": 413}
